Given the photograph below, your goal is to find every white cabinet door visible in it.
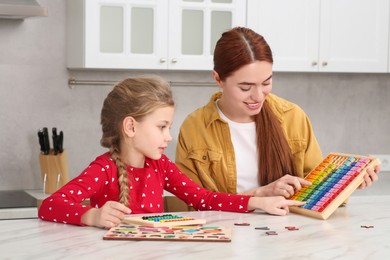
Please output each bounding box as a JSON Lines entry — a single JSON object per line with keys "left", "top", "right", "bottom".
{"left": 247, "top": 0, "right": 319, "bottom": 72}
{"left": 67, "top": 0, "right": 246, "bottom": 70}
{"left": 168, "top": 0, "right": 246, "bottom": 70}
{"left": 68, "top": 0, "right": 167, "bottom": 70}
{"left": 320, "top": 0, "right": 389, "bottom": 73}
{"left": 247, "top": 0, "right": 389, "bottom": 73}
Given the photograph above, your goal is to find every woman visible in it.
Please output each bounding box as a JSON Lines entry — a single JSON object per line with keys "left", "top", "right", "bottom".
{"left": 175, "top": 27, "right": 379, "bottom": 200}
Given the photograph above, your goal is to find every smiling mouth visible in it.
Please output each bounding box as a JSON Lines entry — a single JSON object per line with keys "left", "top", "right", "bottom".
{"left": 244, "top": 102, "right": 261, "bottom": 110}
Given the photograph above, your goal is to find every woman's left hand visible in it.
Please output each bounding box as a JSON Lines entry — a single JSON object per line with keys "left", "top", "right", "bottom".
{"left": 358, "top": 164, "right": 380, "bottom": 189}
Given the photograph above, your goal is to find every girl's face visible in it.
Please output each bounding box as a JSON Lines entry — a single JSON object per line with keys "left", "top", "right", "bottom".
{"left": 216, "top": 61, "right": 273, "bottom": 123}
{"left": 127, "top": 106, "right": 174, "bottom": 167}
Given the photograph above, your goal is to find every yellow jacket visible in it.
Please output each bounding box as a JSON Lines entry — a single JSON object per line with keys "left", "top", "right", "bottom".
{"left": 175, "top": 92, "right": 323, "bottom": 194}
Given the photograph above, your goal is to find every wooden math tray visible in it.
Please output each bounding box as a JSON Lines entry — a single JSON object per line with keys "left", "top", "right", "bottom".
{"left": 103, "top": 224, "right": 232, "bottom": 242}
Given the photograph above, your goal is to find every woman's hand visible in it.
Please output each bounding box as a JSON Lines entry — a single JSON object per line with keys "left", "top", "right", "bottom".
{"left": 358, "top": 164, "right": 380, "bottom": 189}
{"left": 81, "top": 201, "right": 131, "bottom": 228}
{"left": 252, "top": 174, "right": 311, "bottom": 198}
{"left": 248, "top": 196, "right": 305, "bottom": 216}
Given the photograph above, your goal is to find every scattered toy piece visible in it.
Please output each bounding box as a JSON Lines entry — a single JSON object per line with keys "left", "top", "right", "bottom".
{"left": 361, "top": 225, "right": 374, "bottom": 229}
{"left": 285, "top": 226, "right": 299, "bottom": 231}
{"left": 265, "top": 231, "right": 278, "bottom": 236}
{"left": 255, "top": 226, "right": 270, "bottom": 230}
{"left": 234, "top": 222, "right": 250, "bottom": 226}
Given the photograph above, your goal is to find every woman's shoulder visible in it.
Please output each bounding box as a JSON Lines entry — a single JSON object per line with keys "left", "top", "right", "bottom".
{"left": 266, "top": 93, "right": 306, "bottom": 117}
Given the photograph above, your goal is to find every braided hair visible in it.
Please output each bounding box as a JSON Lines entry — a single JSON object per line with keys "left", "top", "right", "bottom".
{"left": 100, "top": 76, "right": 174, "bottom": 206}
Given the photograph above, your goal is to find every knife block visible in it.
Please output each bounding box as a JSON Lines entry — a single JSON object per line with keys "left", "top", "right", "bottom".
{"left": 39, "top": 149, "right": 70, "bottom": 194}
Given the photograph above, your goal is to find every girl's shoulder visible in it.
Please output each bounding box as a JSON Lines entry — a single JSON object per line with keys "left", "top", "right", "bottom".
{"left": 94, "top": 152, "right": 113, "bottom": 164}
{"left": 88, "top": 152, "right": 116, "bottom": 173}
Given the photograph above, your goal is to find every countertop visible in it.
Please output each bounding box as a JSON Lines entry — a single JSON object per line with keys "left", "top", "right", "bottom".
{"left": 0, "top": 190, "right": 38, "bottom": 220}
{"left": 0, "top": 195, "right": 389, "bottom": 259}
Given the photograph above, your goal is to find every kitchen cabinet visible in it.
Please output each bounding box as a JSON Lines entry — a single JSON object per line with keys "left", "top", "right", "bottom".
{"left": 67, "top": 0, "right": 246, "bottom": 70}
{"left": 247, "top": 0, "right": 390, "bottom": 73}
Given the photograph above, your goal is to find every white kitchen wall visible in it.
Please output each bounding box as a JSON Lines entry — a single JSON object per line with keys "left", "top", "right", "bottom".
{"left": 0, "top": 0, "right": 388, "bottom": 195}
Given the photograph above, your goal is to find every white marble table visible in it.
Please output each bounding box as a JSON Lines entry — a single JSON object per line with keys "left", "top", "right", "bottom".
{"left": 0, "top": 196, "right": 389, "bottom": 260}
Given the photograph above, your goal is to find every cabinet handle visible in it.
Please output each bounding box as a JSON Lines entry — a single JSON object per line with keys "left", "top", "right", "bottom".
{"left": 160, "top": 58, "right": 166, "bottom": 63}
{"left": 171, "top": 58, "right": 178, "bottom": 63}
{"left": 311, "top": 61, "right": 318, "bottom": 66}
{"left": 322, "top": 61, "right": 328, "bottom": 66}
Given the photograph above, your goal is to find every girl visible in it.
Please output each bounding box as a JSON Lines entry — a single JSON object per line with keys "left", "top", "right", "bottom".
{"left": 38, "top": 76, "right": 305, "bottom": 229}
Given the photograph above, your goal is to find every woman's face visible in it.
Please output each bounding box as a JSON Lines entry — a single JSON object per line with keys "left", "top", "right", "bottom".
{"left": 216, "top": 61, "right": 273, "bottom": 123}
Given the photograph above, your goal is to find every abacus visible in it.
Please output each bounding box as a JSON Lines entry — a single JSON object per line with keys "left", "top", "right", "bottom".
{"left": 290, "top": 153, "right": 380, "bottom": 220}
{"left": 122, "top": 214, "right": 207, "bottom": 227}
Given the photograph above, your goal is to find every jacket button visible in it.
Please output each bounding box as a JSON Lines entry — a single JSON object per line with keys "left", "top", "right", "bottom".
{"left": 202, "top": 156, "right": 207, "bottom": 160}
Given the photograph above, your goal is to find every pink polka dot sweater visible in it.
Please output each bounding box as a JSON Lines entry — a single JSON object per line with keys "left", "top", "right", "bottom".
{"left": 38, "top": 153, "right": 252, "bottom": 225}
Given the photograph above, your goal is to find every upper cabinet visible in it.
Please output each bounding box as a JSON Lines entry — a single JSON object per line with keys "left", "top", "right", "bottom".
{"left": 247, "top": 0, "right": 390, "bottom": 73}
{"left": 67, "top": 0, "right": 246, "bottom": 70}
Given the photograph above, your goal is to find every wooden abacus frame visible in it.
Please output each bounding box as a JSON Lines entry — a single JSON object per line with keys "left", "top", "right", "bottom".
{"left": 289, "top": 153, "right": 380, "bottom": 220}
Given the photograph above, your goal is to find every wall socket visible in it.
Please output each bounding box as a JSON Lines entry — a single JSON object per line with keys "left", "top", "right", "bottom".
{"left": 370, "top": 154, "right": 390, "bottom": 172}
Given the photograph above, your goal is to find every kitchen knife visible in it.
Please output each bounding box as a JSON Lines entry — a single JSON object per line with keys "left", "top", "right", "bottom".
{"left": 42, "top": 127, "right": 50, "bottom": 155}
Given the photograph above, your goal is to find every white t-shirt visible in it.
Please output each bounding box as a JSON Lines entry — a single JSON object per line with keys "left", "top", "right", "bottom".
{"left": 216, "top": 101, "right": 259, "bottom": 193}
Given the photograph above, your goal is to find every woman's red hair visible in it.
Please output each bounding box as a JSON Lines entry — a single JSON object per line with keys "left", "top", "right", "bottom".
{"left": 213, "top": 27, "right": 297, "bottom": 185}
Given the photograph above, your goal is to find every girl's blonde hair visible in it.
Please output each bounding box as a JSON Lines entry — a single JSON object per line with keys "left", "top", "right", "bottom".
{"left": 100, "top": 76, "right": 174, "bottom": 206}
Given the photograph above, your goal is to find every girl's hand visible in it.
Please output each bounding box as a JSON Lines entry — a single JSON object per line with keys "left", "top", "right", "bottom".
{"left": 81, "top": 201, "right": 131, "bottom": 228}
{"left": 248, "top": 196, "right": 305, "bottom": 216}
{"left": 358, "top": 164, "right": 380, "bottom": 189}
{"left": 253, "top": 174, "right": 311, "bottom": 198}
